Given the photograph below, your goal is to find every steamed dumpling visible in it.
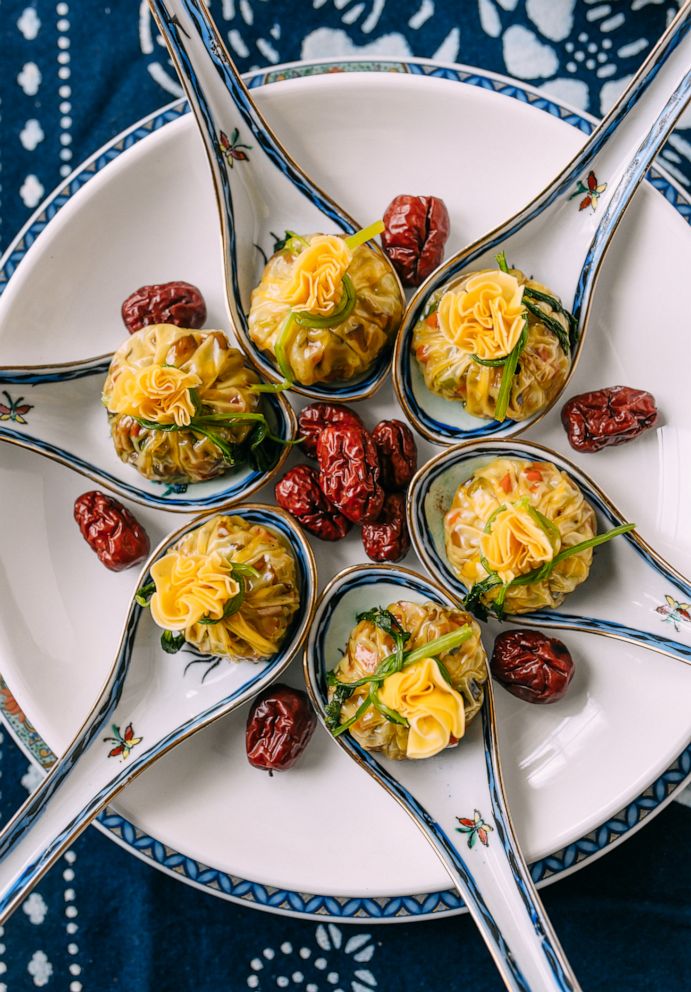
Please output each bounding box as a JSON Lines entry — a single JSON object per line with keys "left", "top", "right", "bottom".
{"left": 103, "top": 324, "right": 262, "bottom": 484}
{"left": 444, "top": 457, "right": 596, "bottom": 614}
{"left": 148, "top": 514, "right": 300, "bottom": 660}
{"left": 248, "top": 233, "right": 403, "bottom": 386}
{"left": 413, "top": 263, "right": 572, "bottom": 422}
{"left": 329, "top": 601, "right": 487, "bottom": 760}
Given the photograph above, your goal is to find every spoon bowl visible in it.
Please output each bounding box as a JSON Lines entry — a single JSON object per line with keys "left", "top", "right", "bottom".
{"left": 394, "top": 3, "right": 691, "bottom": 445}
{"left": 408, "top": 438, "right": 691, "bottom": 666}
{"left": 0, "top": 503, "right": 317, "bottom": 922}
{"left": 0, "top": 359, "right": 296, "bottom": 511}
{"left": 304, "top": 563, "right": 580, "bottom": 991}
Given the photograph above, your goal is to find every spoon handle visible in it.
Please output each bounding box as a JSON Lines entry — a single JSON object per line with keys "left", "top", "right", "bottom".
{"left": 148, "top": 0, "right": 357, "bottom": 332}
{"left": 567, "top": 3, "right": 691, "bottom": 314}
{"left": 410, "top": 4, "right": 690, "bottom": 312}
{"left": 0, "top": 623, "right": 142, "bottom": 923}
{"left": 373, "top": 695, "right": 579, "bottom": 991}
{"left": 0, "top": 724, "right": 144, "bottom": 923}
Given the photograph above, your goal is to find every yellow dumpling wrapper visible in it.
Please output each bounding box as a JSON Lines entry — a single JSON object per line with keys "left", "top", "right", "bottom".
{"left": 149, "top": 551, "right": 240, "bottom": 630}
{"left": 480, "top": 503, "right": 556, "bottom": 584}
{"left": 438, "top": 270, "right": 525, "bottom": 361}
{"left": 379, "top": 657, "right": 466, "bottom": 760}
{"left": 106, "top": 364, "right": 201, "bottom": 427}
{"left": 280, "top": 235, "right": 352, "bottom": 315}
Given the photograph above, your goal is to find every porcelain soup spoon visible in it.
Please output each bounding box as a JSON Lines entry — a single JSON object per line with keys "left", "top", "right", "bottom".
{"left": 0, "top": 364, "right": 296, "bottom": 511}
{"left": 0, "top": 0, "right": 406, "bottom": 508}
{"left": 393, "top": 2, "right": 691, "bottom": 445}
{"left": 147, "top": 0, "right": 402, "bottom": 399}
{"left": 408, "top": 438, "right": 691, "bottom": 669}
{"left": 305, "top": 564, "right": 581, "bottom": 992}
{"left": 0, "top": 504, "right": 317, "bottom": 923}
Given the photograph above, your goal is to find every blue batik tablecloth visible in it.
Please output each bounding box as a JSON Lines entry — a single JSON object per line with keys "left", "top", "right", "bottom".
{"left": 1, "top": 2, "right": 690, "bottom": 989}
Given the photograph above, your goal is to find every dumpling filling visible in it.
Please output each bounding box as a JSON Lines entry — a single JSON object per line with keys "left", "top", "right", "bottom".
{"left": 412, "top": 254, "right": 573, "bottom": 422}
{"left": 326, "top": 601, "right": 487, "bottom": 760}
{"left": 248, "top": 224, "right": 403, "bottom": 387}
{"left": 140, "top": 514, "right": 300, "bottom": 660}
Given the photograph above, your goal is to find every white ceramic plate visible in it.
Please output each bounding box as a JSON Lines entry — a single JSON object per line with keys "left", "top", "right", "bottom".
{"left": 0, "top": 59, "right": 690, "bottom": 922}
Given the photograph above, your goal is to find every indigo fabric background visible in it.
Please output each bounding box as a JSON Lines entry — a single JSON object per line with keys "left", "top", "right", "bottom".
{"left": 1, "top": 1, "right": 691, "bottom": 989}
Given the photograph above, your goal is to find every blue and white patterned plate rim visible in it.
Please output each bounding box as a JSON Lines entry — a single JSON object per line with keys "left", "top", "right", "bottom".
{"left": 0, "top": 57, "right": 688, "bottom": 922}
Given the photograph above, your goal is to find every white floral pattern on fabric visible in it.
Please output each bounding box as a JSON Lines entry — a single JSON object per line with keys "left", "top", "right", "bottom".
{"left": 134, "top": 0, "right": 691, "bottom": 186}
{"left": 27, "top": 950, "right": 53, "bottom": 987}
{"left": 21, "top": 762, "right": 43, "bottom": 794}
{"left": 246, "top": 925, "right": 377, "bottom": 991}
{"left": 22, "top": 893, "right": 48, "bottom": 926}
{"left": 18, "top": 174, "right": 44, "bottom": 209}
{"left": 16, "top": 7, "right": 41, "bottom": 41}
{"left": 17, "top": 62, "right": 41, "bottom": 96}
{"left": 19, "top": 119, "right": 44, "bottom": 152}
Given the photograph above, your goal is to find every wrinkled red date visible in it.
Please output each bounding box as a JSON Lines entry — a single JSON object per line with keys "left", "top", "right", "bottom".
{"left": 362, "top": 493, "right": 410, "bottom": 563}
{"left": 491, "top": 630, "right": 574, "bottom": 704}
{"left": 121, "top": 280, "right": 207, "bottom": 334}
{"left": 381, "top": 195, "right": 450, "bottom": 287}
{"left": 561, "top": 385, "right": 658, "bottom": 453}
{"left": 372, "top": 419, "right": 418, "bottom": 492}
{"left": 246, "top": 683, "right": 317, "bottom": 771}
{"left": 298, "top": 403, "right": 364, "bottom": 459}
{"left": 275, "top": 464, "right": 351, "bottom": 541}
{"left": 317, "top": 426, "right": 384, "bottom": 525}
{"left": 74, "top": 491, "right": 150, "bottom": 571}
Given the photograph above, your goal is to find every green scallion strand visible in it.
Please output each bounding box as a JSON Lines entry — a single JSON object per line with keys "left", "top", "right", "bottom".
{"left": 330, "top": 624, "right": 473, "bottom": 736}
{"left": 198, "top": 562, "right": 261, "bottom": 626}
{"left": 275, "top": 312, "right": 296, "bottom": 383}
{"left": 496, "top": 251, "right": 510, "bottom": 273}
{"left": 345, "top": 219, "right": 384, "bottom": 252}
{"left": 522, "top": 297, "right": 571, "bottom": 355}
{"left": 494, "top": 319, "right": 528, "bottom": 422}
{"left": 292, "top": 273, "right": 356, "bottom": 329}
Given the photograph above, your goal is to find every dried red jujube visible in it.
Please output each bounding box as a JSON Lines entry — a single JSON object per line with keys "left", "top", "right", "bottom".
{"left": 491, "top": 630, "right": 574, "bottom": 704}
{"left": 381, "top": 195, "right": 451, "bottom": 287}
{"left": 121, "top": 280, "right": 207, "bottom": 334}
{"left": 317, "top": 425, "right": 384, "bottom": 525}
{"left": 297, "top": 402, "right": 364, "bottom": 460}
{"left": 246, "top": 683, "right": 317, "bottom": 771}
{"left": 372, "top": 419, "right": 418, "bottom": 492}
{"left": 561, "top": 385, "right": 658, "bottom": 453}
{"left": 275, "top": 464, "right": 352, "bottom": 541}
{"left": 362, "top": 493, "right": 410, "bottom": 563}
{"left": 74, "top": 490, "right": 150, "bottom": 571}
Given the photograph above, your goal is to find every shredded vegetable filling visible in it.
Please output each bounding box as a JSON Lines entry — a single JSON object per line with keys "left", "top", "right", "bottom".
{"left": 248, "top": 226, "right": 403, "bottom": 387}
{"left": 412, "top": 257, "right": 573, "bottom": 423}
{"left": 143, "top": 514, "right": 300, "bottom": 660}
{"left": 327, "top": 601, "right": 488, "bottom": 760}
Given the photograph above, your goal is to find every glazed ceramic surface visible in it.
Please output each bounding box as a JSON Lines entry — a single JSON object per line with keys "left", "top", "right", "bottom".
{"left": 0, "top": 362, "right": 296, "bottom": 511}
{"left": 0, "top": 505, "right": 316, "bottom": 922}
{"left": 0, "top": 60, "right": 690, "bottom": 921}
{"left": 393, "top": 9, "right": 691, "bottom": 445}
{"left": 305, "top": 565, "right": 578, "bottom": 990}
